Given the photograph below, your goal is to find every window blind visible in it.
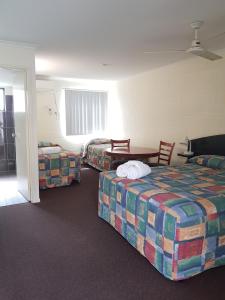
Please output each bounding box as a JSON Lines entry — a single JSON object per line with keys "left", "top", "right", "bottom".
{"left": 65, "top": 89, "right": 108, "bottom": 136}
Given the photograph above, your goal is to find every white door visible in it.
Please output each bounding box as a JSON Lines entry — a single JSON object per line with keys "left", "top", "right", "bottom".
{"left": 13, "top": 70, "right": 30, "bottom": 200}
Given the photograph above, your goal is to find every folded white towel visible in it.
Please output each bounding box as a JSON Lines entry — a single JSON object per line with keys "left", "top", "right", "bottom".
{"left": 116, "top": 160, "right": 151, "bottom": 179}
{"left": 116, "top": 163, "right": 128, "bottom": 178}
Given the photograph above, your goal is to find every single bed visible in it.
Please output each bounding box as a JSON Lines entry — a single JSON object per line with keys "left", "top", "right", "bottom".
{"left": 83, "top": 138, "right": 112, "bottom": 171}
{"left": 98, "top": 134, "right": 225, "bottom": 280}
{"left": 84, "top": 138, "right": 149, "bottom": 171}
{"left": 38, "top": 142, "right": 81, "bottom": 189}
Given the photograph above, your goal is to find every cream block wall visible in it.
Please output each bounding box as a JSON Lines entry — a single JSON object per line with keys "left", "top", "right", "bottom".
{"left": 36, "top": 79, "right": 123, "bottom": 152}
{"left": 117, "top": 50, "right": 225, "bottom": 164}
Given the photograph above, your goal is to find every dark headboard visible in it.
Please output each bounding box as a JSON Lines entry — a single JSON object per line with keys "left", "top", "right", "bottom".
{"left": 191, "top": 134, "right": 225, "bottom": 156}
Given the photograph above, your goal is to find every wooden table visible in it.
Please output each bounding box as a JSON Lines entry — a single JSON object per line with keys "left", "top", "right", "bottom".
{"left": 105, "top": 147, "right": 159, "bottom": 169}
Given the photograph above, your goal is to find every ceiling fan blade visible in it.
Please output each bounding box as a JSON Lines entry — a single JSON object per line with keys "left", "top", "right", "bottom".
{"left": 194, "top": 50, "right": 223, "bottom": 61}
{"left": 144, "top": 49, "right": 186, "bottom": 54}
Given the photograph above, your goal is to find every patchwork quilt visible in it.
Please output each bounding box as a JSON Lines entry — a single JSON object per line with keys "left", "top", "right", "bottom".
{"left": 86, "top": 143, "right": 111, "bottom": 171}
{"left": 39, "top": 151, "right": 81, "bottom": 189}
{"left": 98, "top": 163, "right": 225, "bottom": 280}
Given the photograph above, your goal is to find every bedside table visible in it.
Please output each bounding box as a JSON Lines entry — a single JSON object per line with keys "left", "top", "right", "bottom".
{"left": 177, "top": 152, "right": 194, "bottom": 163}
{"left": 177, "top": 153, "right": 194, "bottom": 158}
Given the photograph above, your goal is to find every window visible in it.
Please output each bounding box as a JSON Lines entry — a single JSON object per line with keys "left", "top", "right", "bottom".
{"left": 0, "top": 89, "right": 4, "bottom": 111}
{"left": 65, "top": 89, "right": 108, "bottom": 136}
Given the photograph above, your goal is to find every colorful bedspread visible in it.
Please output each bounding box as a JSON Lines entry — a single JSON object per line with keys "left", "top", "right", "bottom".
{"left": 98, "top": 163, "right": 225, "bottom": 280}
{"left": 39, "top": 151, "right": 81, "bottom": 189}
{"left": 86, "top": 143, "right": 111, "bottom": 171}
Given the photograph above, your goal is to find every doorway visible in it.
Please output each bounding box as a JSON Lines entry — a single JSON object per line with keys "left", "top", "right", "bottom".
{"left": 0, "top": 68, "right": 28, "bottom": 206}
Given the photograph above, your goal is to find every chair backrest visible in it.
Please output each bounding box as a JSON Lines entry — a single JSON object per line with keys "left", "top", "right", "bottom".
{"left": 158, "top": 141, "right": 175, "bottom": 165}
{"left": 111, "top": 139, "right": 130, "bottom": 150}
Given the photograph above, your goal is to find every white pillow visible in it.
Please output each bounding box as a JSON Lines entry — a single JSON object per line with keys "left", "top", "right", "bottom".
{"left": 38, "top": 146, "right": 62, "bottom": 155}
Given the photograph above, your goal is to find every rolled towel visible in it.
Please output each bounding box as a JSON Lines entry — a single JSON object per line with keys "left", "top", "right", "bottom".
{"left": 116, "top": 160, "right": 151, "bottom": 179}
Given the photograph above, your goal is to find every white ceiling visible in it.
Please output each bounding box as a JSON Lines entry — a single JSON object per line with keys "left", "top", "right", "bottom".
{"left": 0, "top": 0, "right": 225, "bottom": 80}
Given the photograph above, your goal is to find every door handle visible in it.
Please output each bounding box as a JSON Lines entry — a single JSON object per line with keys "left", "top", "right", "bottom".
{"left": 12, "top": 132, "right": 16, "bottom": 138}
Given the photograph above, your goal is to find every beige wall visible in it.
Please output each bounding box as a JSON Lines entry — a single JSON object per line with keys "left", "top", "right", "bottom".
{"left": 117, "top": 50, "right": 225, "bottom": 164}
{"left": 36, "top": 79, "right": 123, "bottom": 152}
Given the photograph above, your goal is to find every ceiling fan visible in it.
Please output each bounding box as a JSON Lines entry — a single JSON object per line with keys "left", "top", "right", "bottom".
{"left": 145, "top": 21, "right": 224, "bottom": 61}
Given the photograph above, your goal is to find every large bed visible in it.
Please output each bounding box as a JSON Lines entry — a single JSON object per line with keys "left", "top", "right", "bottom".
{"left": 98, "top": 134, "right": 225, "bottom": 280}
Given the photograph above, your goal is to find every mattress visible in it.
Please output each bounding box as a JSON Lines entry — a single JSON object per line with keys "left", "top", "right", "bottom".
{"left": 39, "top": 151, "right": 81, "bottom": 189}
{"left": 98, "top": 163, "right": 225, "bottom": 280}
{"left": 86, "top": 143, "right": 111, "bottom": 171}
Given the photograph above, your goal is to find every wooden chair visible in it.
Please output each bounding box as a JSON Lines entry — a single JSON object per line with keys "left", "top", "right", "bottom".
{"left": 150, "top": 141, "right": 175, "bottom": 166}
{"left": 110, "top": 139, "right": 130, "bottom": 169}
{"left": 111, "top": 139, "right": 130, "bottom": 151}
{"left": 157, "top": 140, "right": 175, "bottom": 165}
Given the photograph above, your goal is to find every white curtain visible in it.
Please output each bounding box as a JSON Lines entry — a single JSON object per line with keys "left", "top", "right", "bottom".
{"left": 65, "top": 89, "right": 108, "bottom": 136}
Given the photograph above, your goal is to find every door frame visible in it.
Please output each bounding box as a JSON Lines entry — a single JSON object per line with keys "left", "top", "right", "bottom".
{"left": 0, "top": 64, "right": 40, "bottom": 203}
